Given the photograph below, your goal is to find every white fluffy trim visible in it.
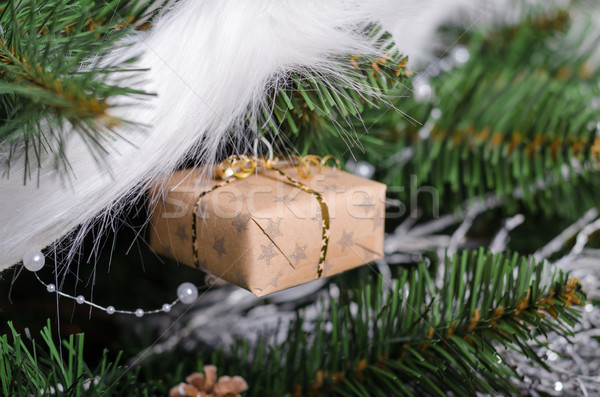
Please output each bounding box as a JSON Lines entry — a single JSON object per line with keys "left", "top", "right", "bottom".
{"left": 0, "top": 0, "right": 410, "bottom": 270}
{"left": 4, "top": 0, "right": 524, "bottom": 270}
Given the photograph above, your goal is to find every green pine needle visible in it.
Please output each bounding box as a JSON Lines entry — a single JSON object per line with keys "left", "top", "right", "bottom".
{"left": 353, "top": 5, "right": 600, "bottom": 218}
{"left": 0, "top": 319, "right": 130, "bottom": 396}
{"left": 201, "top": 249, "right": 585, "bottom": 396}
{"left": 0, "top": 0, "right": 168, "bottom": 180}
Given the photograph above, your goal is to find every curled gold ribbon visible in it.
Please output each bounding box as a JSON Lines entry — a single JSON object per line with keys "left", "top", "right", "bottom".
{"left": 320, "top": 154, "right": 341, "bottom": 170}
{"left": 295, "top": 155, "right": 322, "bottom": 178}
{"left": 192, "top": 154, "right": 339, "bottom": 279}
{"left": 214, "top": 154, "right": 340, "bottom": 181}
{"left": 215, "top": 155, "right": 257, "bottom": 179}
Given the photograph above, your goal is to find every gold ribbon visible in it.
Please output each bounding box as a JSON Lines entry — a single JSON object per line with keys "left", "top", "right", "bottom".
{"left": 214, "top": 154, "right": 340, "bottom": 180}
{"left": 192, "top": 155, "right": 339, "bottom": 279}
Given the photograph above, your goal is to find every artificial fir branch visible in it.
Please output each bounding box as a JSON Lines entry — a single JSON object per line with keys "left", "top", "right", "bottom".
{"left": 0, "top": 250, "right": 585, "bottom": 395}
{"left": 0, "top": 48, "right": 116, "bottom": 123}
{"left": 0, "top": 320, "right": 130, "bottom": 396}
{"left": 380, "top": 63, "right": 600, "bottom": 199}
{"left": 313, "top": 276, "right": 584, "bottom": 397}
{"left": 0, "top": 0, "right": 169, "bottom": 177}
{"left": 200, "top": 250, "right": 585, "bottom": 397}
{"left": 267, "top": 44, "right": 412, "bottom": 155}
{"left": 296, "top": 4, "right": 600, "bottom": 219}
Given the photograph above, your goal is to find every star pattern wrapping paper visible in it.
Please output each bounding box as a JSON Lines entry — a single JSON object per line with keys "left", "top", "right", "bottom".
{"left": 149, "top": 166, "right": 386, "bottom": 296}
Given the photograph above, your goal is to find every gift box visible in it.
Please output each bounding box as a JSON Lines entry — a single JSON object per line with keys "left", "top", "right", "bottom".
{"left": 149, "top": 161, "right": 386, "bottom": 297}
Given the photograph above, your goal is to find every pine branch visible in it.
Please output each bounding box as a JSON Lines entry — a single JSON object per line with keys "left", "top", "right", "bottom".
{"left": 202, "top": 249, "right": 585, "bottom": 396}
{"left": 349, "top": 5, "right": 600, "bottom": 218}
{"left": 265, "top": 34, "right": 412, "bottom": 156}
{"left": 0, "top": 0, "right": 171, "bottom": 180}
{"left": 0, "top": 250, "right": 586, "bottom": 395}
{"left": 0, "top": 319, "right": 131, "bottom": 396}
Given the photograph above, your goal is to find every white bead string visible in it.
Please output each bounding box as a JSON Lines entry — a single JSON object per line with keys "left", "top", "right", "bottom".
{"left": 25, "top": 250, "right": 199, "bottom": 317}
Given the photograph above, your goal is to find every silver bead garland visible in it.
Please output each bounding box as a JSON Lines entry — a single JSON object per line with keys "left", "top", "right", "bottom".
{"left": 23, "top": 249, "right": 198, "bottom": 317}
{"left": 23, "top": 250, "right": 45, "bottom": 272}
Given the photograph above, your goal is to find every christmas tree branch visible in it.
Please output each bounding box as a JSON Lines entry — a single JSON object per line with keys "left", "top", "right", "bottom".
{"left": 0, "top": 249, "right": 586, "bottom": 395}
{"left": 342, "top": 4, "right": 600, "bottom": 218}
{"left": 266, "top": 39, "right": 412, "bottom": 156}
{"left": 0, "top": 319, "right": 127, "bottom": 396}
{"left": 0, "top": 0, "right": 170, "bottom": 177}
{"left": 196, "top": 250, "right": 585, "bottom": 396}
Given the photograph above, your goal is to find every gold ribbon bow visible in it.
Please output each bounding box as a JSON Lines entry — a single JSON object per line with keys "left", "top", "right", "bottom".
{"left": 214, "top": 154, "right": 340, "bottom": 180}
{"left": 192, "top": 155, "right": 339, "bottom": 279}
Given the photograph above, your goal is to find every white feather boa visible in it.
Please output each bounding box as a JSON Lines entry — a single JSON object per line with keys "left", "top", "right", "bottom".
{"left": 0, "top": 0, "right": 517, "bottom": 271}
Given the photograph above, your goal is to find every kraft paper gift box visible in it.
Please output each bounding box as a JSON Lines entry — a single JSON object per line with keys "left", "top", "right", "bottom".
{"left": 149, "top": 164, "right": 386, "bottom": 297}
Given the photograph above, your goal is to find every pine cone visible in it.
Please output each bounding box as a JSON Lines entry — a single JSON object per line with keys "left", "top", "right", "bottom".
{"left": 213, "top": 375, "right": 249, "bottom": 397}
{"left": 169, "top": 365, "right": 248, "bottom": 397}
{"left": 169, "top": 383, "right": 201, "bottom": 397}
